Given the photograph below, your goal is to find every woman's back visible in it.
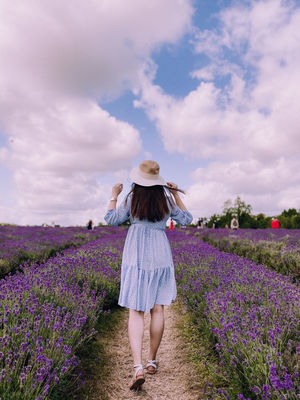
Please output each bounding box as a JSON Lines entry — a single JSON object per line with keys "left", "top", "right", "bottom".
{"left": 105, "top": 194, "right": 191, "bottom": 229}
{"left": 103, "top": 160, "right": 193, "bottom": 390}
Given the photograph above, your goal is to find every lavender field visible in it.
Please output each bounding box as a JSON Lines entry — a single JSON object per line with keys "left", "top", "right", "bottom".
{"left": 0, "top": 226, "right": 111, "bottom": 277}
{"left": 170, "top": 229, "right": 299, "bottom": 399}
{"left": 196, "top": 228, "right": 300, "bottom": 280}
{"left": 0, "top": 226, "right": 127, "bottom": 399}
{"left": 0, "top": 226, "right": 299, "bottom": 399}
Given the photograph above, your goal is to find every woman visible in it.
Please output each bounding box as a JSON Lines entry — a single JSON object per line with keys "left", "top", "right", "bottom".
{"left": 104, "top": 160, "right": 193, "bottom": 390}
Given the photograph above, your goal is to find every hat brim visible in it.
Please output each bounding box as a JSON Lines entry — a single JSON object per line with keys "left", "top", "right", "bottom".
{"left": 129, "top": 166, "right": 165, "bottom": 187}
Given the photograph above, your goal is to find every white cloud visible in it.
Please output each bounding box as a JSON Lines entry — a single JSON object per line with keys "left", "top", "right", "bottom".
{"left": 185, "top": 157, "right": 300, "bottom": 218}
{"left": 5, "top": 97, "right": 140, "bottom": 175}
{"left": 0, "top": 94, "right": 142, "bottom": 225}
{"left": 0, "top": 0, "right": 193, "bottom": 100}
{"left": 0, "top": 0, "right": 193, "bottom": 225}
{"left": 135, "top": 0, "right": 300, "bottom": 216}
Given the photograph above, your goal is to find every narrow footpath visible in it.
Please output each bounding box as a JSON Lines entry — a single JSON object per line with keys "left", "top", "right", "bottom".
{"left": 88, "top": 302, "right": 204, "bottom": 400}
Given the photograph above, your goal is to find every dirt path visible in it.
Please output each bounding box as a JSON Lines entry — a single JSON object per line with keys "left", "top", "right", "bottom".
{"left": 90, "top": 301, "right": 203, "bottom": 400}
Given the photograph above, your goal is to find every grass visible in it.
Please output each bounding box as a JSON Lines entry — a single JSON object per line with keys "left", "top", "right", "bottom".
{"left": 174, "top": 300, "right": 232, "bottom": 400}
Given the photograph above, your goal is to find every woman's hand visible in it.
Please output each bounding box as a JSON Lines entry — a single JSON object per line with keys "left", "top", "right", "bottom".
{"left": 166, "top": 181, "right": 187, "bottom": 210}
{"left": 166, "top": 182, "right": 178, "bottom": 196}
{"left": 112, "top": 183, "right": 123, "bottom": 198}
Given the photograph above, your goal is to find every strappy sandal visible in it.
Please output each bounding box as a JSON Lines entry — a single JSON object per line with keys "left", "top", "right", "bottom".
{"left": 129, "top": 364, "right": 145, "bottom": 390}
{"left": 146, "top": 359, "right": 158, "bottom": 375}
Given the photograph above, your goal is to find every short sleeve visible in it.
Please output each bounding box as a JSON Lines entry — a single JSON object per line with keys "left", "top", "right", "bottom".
{"left": 104, "top": 200, "right": 130, "bottom": 226}
{"left": 170, "top": 205, "right": 193, "bottom": 226}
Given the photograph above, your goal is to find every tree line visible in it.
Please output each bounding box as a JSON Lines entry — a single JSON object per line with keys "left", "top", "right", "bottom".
{"left": 201, "top": 196, "right": 300, "bottom": 229}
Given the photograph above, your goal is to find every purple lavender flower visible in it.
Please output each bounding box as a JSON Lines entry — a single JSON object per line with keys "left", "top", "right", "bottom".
{"left": 0, "top": 227, "right": 126, "bottom": 399}
{"left": 171, "top": 229, "right": 299, "bottom": 399}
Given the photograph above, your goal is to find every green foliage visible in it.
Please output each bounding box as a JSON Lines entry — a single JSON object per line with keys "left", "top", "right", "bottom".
{"left": 0, "top": 258, "right": 11, "bottom": 275}
{"left": 255, "top": 213, "right": 271, "bottom": 229}
{"left": 207, "top": 214, "right": 219, "bottom": 228}
{"left": 278, "top": 210, "right": 300, "bottom": 229}
{"left": 204, "top": 197, "right": 300, "bottom": 229}
{"left": 294, "top": 215, "right": 300, "bottom": 228}
{"left": 206, "top": 196, "right": 256, "bottom": 229}
{"left": 281, "top": 208, "right": 298, "bottom": 217}
{"left": 223, "top": 196, "right": 252, "bottom": 219}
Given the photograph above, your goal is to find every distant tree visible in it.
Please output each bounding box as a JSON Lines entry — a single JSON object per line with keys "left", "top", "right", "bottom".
{"left": 221, "top": 196, "right": 253, "bottom": 228}
{"left": 222, "top": 199, "right": 232, "bottom": 216}
{"left": 205, "top": 201, "right": 299, "bottom": 230}
{"left": 233, "top": 196, "right": 252, "bottom": 219}
{"left": 278, "top": 209, "right": 300, "bottom": 228}
{"left": 254, "top": 213, "right": 272, "bottom": 229}
{"left": 217, "top": 214, "right": 229, "bottom": 228}
{"left": 239, "top": 212, "right": 256, "bottom": 228}
{"left": 281, "top": 208, "right": 298, "bottom": 217}
{"left": 208, "top": 214, "right": 220, "bottom": 228}
{"left": 292, "top": 214, "right": 300, "bottom": 229}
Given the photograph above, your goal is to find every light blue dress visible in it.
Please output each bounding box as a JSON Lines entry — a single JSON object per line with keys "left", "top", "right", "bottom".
{"left": 104, "top": 197, "right": 193, "bottom": 312}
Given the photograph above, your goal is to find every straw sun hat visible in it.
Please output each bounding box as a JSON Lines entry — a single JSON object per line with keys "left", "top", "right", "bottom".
{"left": 130, "top": 160, "right": 165, "bottom": 187}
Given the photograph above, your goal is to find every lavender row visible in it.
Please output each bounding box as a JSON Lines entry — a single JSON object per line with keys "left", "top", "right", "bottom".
{"left": 0, "top": 229, "right": 126, "bottom": 400}
{"left": 0, "top": 226, "right": 116, "bottom": 277}
{"left": 194, "top": 228, "right": 300, "bottom": 280}
{"left": 168, "top": 231, "right": 300, "bottom": 399}
{"left": 197, "top": 228, "right": 300, "bottom": 243}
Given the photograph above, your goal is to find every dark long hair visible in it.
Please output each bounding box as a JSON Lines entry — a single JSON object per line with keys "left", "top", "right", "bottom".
{"left": 125, "top": 184, "right": 174, "bottom": 222}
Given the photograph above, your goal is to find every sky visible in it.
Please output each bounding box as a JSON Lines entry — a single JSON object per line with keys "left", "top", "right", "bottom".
{"left": 0, "top": 0, "right": 300, "bottom": 226}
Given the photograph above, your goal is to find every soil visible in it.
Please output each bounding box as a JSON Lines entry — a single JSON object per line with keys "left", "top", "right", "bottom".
{"left": 88, "top": 301, "right": 204, "bottom": 400}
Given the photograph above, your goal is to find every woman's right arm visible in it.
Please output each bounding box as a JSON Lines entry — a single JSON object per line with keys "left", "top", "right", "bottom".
{"left": 104, "top": 183, "right": 130, "bottom": 226}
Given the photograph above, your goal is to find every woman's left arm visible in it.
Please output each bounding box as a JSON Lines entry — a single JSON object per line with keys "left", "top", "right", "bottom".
{"left": 167, "top": 182, "right": 193, "bottom": 225}
{"left": 166, "top": 182, "right": 187, "bottom": 210}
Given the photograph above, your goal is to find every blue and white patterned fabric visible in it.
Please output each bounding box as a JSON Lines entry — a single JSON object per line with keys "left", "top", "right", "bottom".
{"left": 104, "top": 196, "right": 193, "bottom": 312}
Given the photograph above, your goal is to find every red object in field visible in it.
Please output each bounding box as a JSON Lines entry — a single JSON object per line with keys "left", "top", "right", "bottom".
{"left": 170, "top": 219, "right": 174, "bottom": 231}
{"left": 271, "top": 219, "right": 280, "bottom": 229}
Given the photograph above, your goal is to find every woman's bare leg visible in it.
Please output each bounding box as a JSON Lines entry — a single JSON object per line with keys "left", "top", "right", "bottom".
{"left": 128, "top": 309, "right": 145, "bottom": 370}
{"left": 148, "top": 304, "right": 164, "bottom": 360}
